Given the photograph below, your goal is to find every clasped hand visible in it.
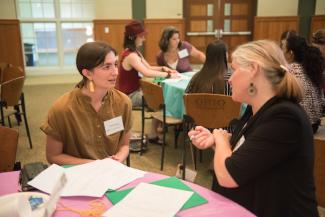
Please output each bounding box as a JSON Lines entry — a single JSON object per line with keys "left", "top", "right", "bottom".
{"left": 188, "top": 126, "right": 231, "bottom": 149}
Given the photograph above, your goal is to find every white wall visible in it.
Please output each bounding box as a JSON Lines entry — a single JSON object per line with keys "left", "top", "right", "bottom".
{"left": 315, "top": 0, "right": 325, "bottom": 15}
{"left": 0, "top": 0, "right": 17, "bottom": 19}
{"left": 146, "top": 0, "right": 182, "bottom": 19}
{"left": 257, "top": 0, "right": 298, "bottom": 16}
{"left": 95, "top": 0, "right": 132, "bottom": 19}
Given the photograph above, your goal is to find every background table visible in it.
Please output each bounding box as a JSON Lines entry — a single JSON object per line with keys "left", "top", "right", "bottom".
{"left": 0, "top": 171, "right": 255, "bottom": 217}
{"left": 161, "top": 72, "right": 194, "bottom": 119}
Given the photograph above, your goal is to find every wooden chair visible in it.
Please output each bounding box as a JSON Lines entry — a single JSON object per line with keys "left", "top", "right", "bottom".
{"left": 182, "top": 93, "right": 241, "bottom": 179}
{"left": 0, "top": 126, "right": 19, "bottom": 172}
{"left": 0, "top": 65, "right": 32, "bottom": 149}
{"left": 0, "top": 62, "right": 10, "bottom": 84}
{"left": 139, "top": 80, "right": 183, "bottom": 170}
{"left": 314, "top": 138, "right": 325, "bottom": 208}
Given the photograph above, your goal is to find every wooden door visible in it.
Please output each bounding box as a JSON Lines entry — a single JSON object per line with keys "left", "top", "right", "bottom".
{"left": 184, "top": 0, "right": 257, "bottom": 62}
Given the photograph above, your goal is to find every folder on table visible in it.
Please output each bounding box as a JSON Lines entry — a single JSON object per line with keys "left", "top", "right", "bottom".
{"left": 106, "top": 176, "right": 207, "bottom": 210}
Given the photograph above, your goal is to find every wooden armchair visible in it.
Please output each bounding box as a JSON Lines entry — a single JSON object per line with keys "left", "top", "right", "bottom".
{"left": 0, "top": 126, "right": 19, "bottom": 172}
{"left": 182, "top": 93, "right": 241, "bottom": 179}
{"left": 139, "top": 80, "right": 183, "bottom": 170}
{"left": 0, "top": 65, "right": 32, "bottom": 148}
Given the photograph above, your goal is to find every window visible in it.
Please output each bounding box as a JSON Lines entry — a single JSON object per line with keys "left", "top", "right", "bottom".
{"left": 17, "top": 0, "right": 94, "bottom": 71}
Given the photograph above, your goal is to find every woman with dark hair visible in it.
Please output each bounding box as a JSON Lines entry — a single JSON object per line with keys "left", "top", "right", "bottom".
{"left": 312, "top": 29, "right": 325, "bottom": 58}
{"left": 157, "top": 26, "right": 205, "bottom": 73}
{"left": 312, "top": 29, "right": 325, "bottom": 97}
{"left": 279, "top": 30, "right": 297, "bottom": 48}
{"left": 185, "top": 41, "right": 228, "bottom": 94}
{"left": 282, "top": 35, "right": 324, "bottom": 133}
{"left": 41, "top": 42, "right": 132, "bottom": 165}
{"left": 118, "top": 20, "right": 179, "bottom": 107}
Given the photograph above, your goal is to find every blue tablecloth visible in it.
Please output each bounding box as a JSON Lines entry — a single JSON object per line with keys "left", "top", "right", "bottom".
{"left": 161, "top": 72, "right": 194, "bottom": 119}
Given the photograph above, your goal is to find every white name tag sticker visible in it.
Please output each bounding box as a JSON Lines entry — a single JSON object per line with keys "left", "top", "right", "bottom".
{"left": 104, "top": 116, "right": 124, "bottom": 136}
{"left": 233, "top": 135, "right": 245, "bottom": 152}
{"left": 178, "top": 49, "right": 189, "bottom": 59}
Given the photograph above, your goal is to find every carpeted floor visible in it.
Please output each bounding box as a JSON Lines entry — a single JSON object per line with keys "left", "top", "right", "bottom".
{"left": 14, "top": 83, "right": 213, "bottom": 189}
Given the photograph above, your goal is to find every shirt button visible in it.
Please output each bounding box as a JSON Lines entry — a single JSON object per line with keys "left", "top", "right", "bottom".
{"left": 98, "top": 135, "right": 102, "bottom": 138}
{"left": 97, "top": 124, "right": 100, "bottom": 128}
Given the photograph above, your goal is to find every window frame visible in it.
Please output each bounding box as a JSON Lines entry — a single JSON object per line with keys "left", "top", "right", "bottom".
{"left": 16, "top": 0, "right": 94, "bottom": 75}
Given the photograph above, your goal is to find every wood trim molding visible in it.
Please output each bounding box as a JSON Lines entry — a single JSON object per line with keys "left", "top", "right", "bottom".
{"left": 93, "top": 19, "right": 131, "bottom": 24}
{"left": 0, "top": 20, "right": 20, "bottom": 25}
{"left": 253, "top": 16, "right": 299, "bottom": 42}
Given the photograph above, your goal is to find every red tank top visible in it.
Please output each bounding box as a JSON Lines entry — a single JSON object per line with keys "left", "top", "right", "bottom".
{"left": 117, "top": 49, "right": 140, "bottom": 95}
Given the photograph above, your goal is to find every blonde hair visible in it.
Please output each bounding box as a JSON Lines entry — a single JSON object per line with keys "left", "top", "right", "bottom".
{"left": 232, "top": 40, "right": 302, "bottom": 102}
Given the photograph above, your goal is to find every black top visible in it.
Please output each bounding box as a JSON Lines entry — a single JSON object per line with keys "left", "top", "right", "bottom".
{"left": 213, "top": 97, "right": 319, "bottom": 217}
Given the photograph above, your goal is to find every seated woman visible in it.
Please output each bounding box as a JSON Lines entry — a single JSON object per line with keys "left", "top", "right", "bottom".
{"left": 185, "top": 40, "right": 228, "bottom": 94}
{"left": 41, "top": 42, "right": 132, "bottom": 165}
{"left": 281, "top": 34, "right": 324, "bottom": 133}
{"left": 189, "top": 40, "right": 319, "bottom": 217}
{"left": 157, "top": 26, "right": 205, "bottom": 73}
{"left": 118, "top": 20, "right": 179, "bottom": 107}
{"left": 311, "top": 29, "right": 325, "bottom": 97}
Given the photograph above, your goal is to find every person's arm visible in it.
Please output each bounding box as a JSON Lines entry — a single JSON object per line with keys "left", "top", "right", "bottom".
{"left": 110, "top": 131, "right": 131, "bottom": 163}
{"left": 188, "top": 126, "right": 215, "bottom": 149}
{"left": 212, "top": 129, "right": 238, "bottom": 188}
{"left": 126, "top": 53, "right": 179, "bottom": 78}
{"left": 46, "top": 135, "right": 93, "bottom": 165}
{"left": 190, "top": 45, "right": 206, "bottom": 63}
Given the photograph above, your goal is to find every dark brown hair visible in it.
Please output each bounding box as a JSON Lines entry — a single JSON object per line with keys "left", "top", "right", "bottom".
{"left": 159, "top": 26, "right": 182, "bottom": 52}
{"left": 286, "top": 35, "right": 323, "bottom": 89}
{"left": 75, "top": 41, "right": 116, "bottom": 88}
{"left": 186, "top": 41, "right": 228, "bottom": 94}
{"left": 312, "top": 29, "right": 325, "bottom": 45}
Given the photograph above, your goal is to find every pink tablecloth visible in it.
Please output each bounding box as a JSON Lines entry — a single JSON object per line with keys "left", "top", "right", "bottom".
{"left": 0, "top": 171, "right": 255, "bottom": 217}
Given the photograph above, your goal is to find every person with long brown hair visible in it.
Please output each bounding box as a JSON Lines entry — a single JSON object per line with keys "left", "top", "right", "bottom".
{"left": 185, "top": 40, "right": 228, "bottom": 94}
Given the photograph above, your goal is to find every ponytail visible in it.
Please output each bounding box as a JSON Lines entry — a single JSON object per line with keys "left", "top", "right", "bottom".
{"left": 276, "top": 67, "right": 303, "bottom": 103}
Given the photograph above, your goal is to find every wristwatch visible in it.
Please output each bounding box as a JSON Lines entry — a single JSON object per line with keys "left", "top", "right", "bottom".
{"left": 165, "top": 72, "right": 171, "bottom": 78}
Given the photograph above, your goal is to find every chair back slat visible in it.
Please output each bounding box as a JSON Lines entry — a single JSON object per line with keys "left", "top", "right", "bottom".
{"left": 140, "top": 80, "right": 164, "bottom": 111}
{"left": 2, "top": 65, "right": 24, "bottom": 83}
{"left": 0, "top": 126, "right": 18, "bottom": 172}
{"left": 184, "top": 93, "right": 241, "bottom": 129}
{"left": 1, "top": 76, "right": 25, "bottom": 106}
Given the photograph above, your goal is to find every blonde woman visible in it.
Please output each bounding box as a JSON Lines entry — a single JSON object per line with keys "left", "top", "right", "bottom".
{"left": 189, "top": 40, "right": 318, "bottom": 217}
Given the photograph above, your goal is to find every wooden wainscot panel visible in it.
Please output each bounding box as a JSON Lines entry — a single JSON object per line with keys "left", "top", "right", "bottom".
{"left": 0, "top": 20, "right": 24, "bottom": 70}
{"left": 253, "top": 16, "right": 299, "bottom": 42}
{"left": 143, "top": 19, "right": 184, "bottom": 66}
{"left": 313, "top": 138, "right": 325, "bottom": 207}
{"left": 93, "top": 19, "right": 132, "bottom": 55}
{"left": 310, "top": 15, "right": 325, "bottom": 39}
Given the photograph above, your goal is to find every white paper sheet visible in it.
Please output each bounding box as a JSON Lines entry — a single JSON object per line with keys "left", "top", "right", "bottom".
{"left": 103, "top": 182, "right": 193, "bottom": 217}
{"left": 28, "top": 159, "right": 146, "bottom": 197}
